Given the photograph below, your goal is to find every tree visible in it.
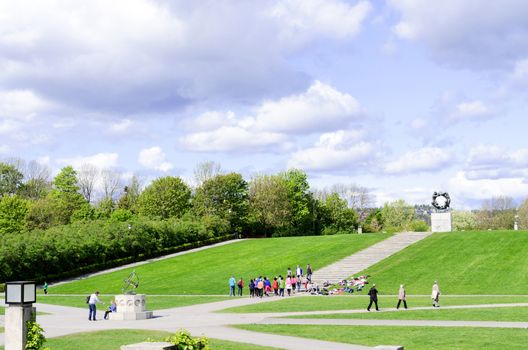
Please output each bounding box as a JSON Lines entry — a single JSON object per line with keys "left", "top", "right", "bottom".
{"left": 518, "top": 198, "right": 528, "bottom": 230}
{"left": 117, "top": 175, "right": 142, "bottom": 211}
{"left": 136, "top": 176, "right": 191, "bottom": 219}
{"left": 248, "top": 174, "right": 291, "bottom": 234}
{"left": 279, "top": 169, "right": 312, "bottom": 234}
{"left": 476, "top": 196, "right": 516, "bottom": 230}
{"left": 47, "top": 166, "right": 87, "bottom": 225}
{"left": 77, "top": 163, "right": 98, "bottom": 202}
{"left": 0, "top": 195, "right": 29, "bottom": 235}
{"left": 330, "top": 183, "right": 374, "bottom": 221}
{"left": 193, "top": 173, "right": 249, "bottom": 234}
{"left": 452, "top": 210, "right": 478, "bottom": 231}
{"left": 0, "top": 162, "right": 24, "bottom": 197}
{"left": 193, "top": 161, "right": 222, "bottom": 187}
{"left": 380, "top": 199, "right": 415, "bottom": 232}
{"left": 320, "top": 193, "right": 359, "bottom": 234}
{"left": 15, "top": 159, "right": 51, "bottom": 199}
{"left": 101, "top": 168, "right": 122, "bottom": 200}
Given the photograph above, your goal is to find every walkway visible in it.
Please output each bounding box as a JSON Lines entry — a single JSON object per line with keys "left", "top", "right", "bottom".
{"left": 2, "top": 296, "right": 528, "bottom": 349}
{"left": 311, "top": 232, "right": 431, "bottom": 284}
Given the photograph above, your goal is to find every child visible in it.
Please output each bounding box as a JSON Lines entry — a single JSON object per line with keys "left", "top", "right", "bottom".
{"left": 249, "top": 279, "right": 255, "bottom": 298}
{"left": 104, "top": 300, "right": 117, "bottom": 320}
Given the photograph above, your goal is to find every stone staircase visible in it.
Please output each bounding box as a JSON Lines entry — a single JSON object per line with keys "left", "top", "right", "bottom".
{"left": 311, "top": 232, "right": 431, "bottom": 284}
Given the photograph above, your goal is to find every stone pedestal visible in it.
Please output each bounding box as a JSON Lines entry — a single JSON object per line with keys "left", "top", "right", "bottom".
{"left": 5, "top": 305, "right": 36, "bottom": 350}
{"left": 109, "top": 294, "right": 153, "bottom": 320}
{"left": 431, "top": 212, "right": 452, "bottom": 232}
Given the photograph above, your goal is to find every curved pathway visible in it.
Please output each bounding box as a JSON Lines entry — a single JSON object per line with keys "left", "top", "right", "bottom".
{"left": 2, "top": 296, "right": 528, "bottom": 349}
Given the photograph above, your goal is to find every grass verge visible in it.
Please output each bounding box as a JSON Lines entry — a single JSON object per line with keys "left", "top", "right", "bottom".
{"left": 235, "top": 324, "right": 528, "bottom": 350}
{"left": 49, "top": 234, "right": 390, "bottom": 295}
{"left": 219, "top": 295, "right": 528, "bottom": 313}
{"left": 36, "top": 294, "right": 234, "bottom": 310}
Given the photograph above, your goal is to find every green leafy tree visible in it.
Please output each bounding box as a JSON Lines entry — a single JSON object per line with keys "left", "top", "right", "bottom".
{"left": 518, "top": 198, "right": 528, "bottom": 230}
{"left": 193, "top": 173, "right": 249, "bottom": 234}
{"left": 381, "top": 199, "right": 415, "bottom": 232}
{"left": 18, "top": 178, "right": 51, "bottom": 200}
{"left": 476, "top": 196, "right": 516, "bottom": 230}
{"left": 0, "top": 194, "right": 29, "bottom": 235}
{"left": 95, "top": 198, "right": 114, "bottom": 219}
{"left": 279, "top": 169, "right": 312, "bottom": 235}
{"left": 25, "top": 198, "right": 54, "bottom": 230}
{"left": 136, "top": 176, "right": 191, "bottom": 219}
{"left": 320, "top": 193, "right": 358, "bottom": 234}
{"left": 249, "top": 174, "right": 291, "bottom": 235}
{"left": 47, "top": 166, "right": 87, "bottom": 225}
{"left": 0, "top": 162, "right": 24, "bottom": 197}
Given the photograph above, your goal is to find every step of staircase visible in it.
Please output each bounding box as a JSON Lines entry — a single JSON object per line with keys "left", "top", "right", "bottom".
{"left": 310, "top": 232, "right": 431, "bottom": 284}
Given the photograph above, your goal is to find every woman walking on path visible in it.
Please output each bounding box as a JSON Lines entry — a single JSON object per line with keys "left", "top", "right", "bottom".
{"left": 237, "top": 278, "right": 244, "bottom": 296}
{"left": 396, "top": 284, "right": 407, "bottom": 309}
{"left": 249, "top": 279, "right": 255, "bottom": 298}
{"left": 432, "top": 280, "right": 441, "bottom": 307}
{"left": 286, "top": 276, "right": 292, "bottom": 296}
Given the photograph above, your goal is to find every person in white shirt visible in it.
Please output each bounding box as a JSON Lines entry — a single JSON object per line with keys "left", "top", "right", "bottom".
{"left": 88, "top": 291, "right": 104, "bottom": 321}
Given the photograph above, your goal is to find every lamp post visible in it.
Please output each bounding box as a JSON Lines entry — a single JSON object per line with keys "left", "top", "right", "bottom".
{"left": 514, "top": 215, "right": 519, "bottom": 231}
{"left": 5, "top": 281, "right": 37, "bottom": 350}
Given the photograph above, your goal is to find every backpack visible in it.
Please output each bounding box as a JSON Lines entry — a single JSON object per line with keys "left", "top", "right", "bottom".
{"left": 86, "top": 295, "right": 90, "bottom": 304}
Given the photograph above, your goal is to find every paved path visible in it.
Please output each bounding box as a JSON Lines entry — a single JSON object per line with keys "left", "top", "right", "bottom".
{"left": 311, "top": 232, "right": 431, "bottom": 284}
{"left": 2, "top": 297, "right": 528, "bottom": 349}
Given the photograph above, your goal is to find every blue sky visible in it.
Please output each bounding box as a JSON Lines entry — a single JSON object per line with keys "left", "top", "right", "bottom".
{"left": 1, "top": 0, "right": 528, "bottom": 208}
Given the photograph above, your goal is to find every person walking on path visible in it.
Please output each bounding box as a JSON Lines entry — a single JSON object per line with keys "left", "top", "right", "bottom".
{"left": 229, "top": 276, "right": 236, "bottom": 296}
{"left": 432, "top": 280, "right": 441, "bottom": 307}
{"left": 367, "top": 284, "right": 379, "bottom": 311}
{"left": 43, "top": 281, "right": 48, "bottom": 295}
{"left": 396, "top": 284, "right": 407, "bottom": 309}
{"left": 237, "top": 278, "right": 244, "bottom": 296}
{"left": 88, "top": 291, "right": 104, "bottom": 321}
{"left": 249, "top": 279, "right": 255, "bottom": 298}
{"left": 279, "top": 275, "right": 285, "bottom": 297}
{"left": 306, "top": 264, "right": 313, "bottom": 282}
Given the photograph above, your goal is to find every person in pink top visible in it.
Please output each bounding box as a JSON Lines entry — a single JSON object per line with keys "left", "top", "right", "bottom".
{"left": 286, "top": 276, "right": 292, "bottom": 296}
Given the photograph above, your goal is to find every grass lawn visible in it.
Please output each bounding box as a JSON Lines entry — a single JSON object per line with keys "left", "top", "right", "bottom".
{"left": 49, "top": 234, "right": 390, "bottom": 295}
{"left": 287, "top": 306, "right": 528, "bottom": 322}
{"left": 0, "top": 329, "right": 279, "bottom": 350}
{"left": 37, "top": 294, "right": 234, "bottom": 310}
{"left": 357, "top": 230, "right": 528, "bottom": 295}
{"left": 219, "top": 295, "right": 528, "bottom": 313}
{"left": 235, "top": 324, "right": 528, "bottom": 350}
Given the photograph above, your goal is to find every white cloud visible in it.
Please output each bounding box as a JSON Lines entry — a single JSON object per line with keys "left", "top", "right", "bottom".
{"left": 138, "top": 146, "right": 173, "bottom": 172}
{"left": 181, "top": 126, "right": 287, "bottom": 153}
{"left": 270, "top": 0, "right": 372, "bottom": 41}
{"left": 410, "top": 118, "right": 427, "bottom": 130}
{"left": 181, "top": 81, "right": 364, "bottom": 152}
{"left": 384, "top": 147, "right": 453, "bottom": 174}
{"left": 57, "top": 153, "right": 119, "bottom": 169}
{"left": 253, "top": 80, "right": 362, "bottom": 133}
{"left": 448, "top": 171, "right": 528, "bottom": 201}
{"left": 109, "top": 118, "right": 134, "bottom": 133}
{"left": 0, "top": 145, "right": 10, "bottom": 154}
{"left": 0, "top": 89, "right": 52, "bottom": 121}
{"left": 288, "top": 130, "right": 374, "bottom": 171}
{"left": 388, "top": 0, "right": 528, "bottom": 70}
{"left": 451, "top": 100, "right": 491, "bottom": 121}
{"left": 464, "top": 145, "right": 528, "bottom": 179}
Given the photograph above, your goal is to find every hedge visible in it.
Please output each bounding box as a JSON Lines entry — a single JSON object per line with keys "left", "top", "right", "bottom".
{"left": 0, "top": 215, "right": 232, "bottom": 283}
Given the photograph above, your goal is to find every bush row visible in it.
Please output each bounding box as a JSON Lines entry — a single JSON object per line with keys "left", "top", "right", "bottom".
{"left": 0, "top": 215, "right": 232, "bottom": 283}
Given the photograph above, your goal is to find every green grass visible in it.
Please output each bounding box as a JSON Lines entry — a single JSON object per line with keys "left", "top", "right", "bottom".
{"left": 235, "top": 324, "right": 528, "bottom": 350}
{"left": 220, "top": 295, "right": 528, "bottom": 313}
{"left": 288, "top": 306, "right": 528, "bottom": 321}
{"left": 358, "top": 230, "right": 528, "bottom": 295}
{"left": 49, "top": 234, "right": 390, "bottom": 295}
{"left": 0, "top": 329, "right": 279, "bottom": 350}
{"left": 37, "top": 294, "right": 234, "bottom": 310}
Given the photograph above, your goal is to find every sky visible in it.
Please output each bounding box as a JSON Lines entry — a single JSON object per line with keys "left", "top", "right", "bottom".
{"left": 1, "top": 0, "right": 528, "bottom": 208}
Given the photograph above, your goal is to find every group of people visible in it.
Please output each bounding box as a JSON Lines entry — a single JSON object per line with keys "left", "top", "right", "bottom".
{"left": 366, "top": 280, "right": 441, "bottom": 311}
{"left": 87, "top": 291, "right": 117, "bottom": 321}
{"left": 228, "top": 264, "right": 314, "bottom": 298}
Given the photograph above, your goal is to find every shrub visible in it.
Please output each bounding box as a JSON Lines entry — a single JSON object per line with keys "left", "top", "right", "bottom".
{"left": 165, "top": 329, "right": 210, "bottom": 350}
{"left": 26, "top": 321, "right": 49, "bottom": 350}
{"left": 410, "top": 220, "right": 429, "bottom": 232}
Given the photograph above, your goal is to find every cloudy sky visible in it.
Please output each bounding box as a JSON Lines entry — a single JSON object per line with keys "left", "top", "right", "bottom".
{"left": 1, "top": 0, "right": 528, "bottom": 208}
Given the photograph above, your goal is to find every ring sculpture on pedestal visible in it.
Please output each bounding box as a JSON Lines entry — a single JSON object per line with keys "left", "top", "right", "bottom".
{"left": 432, "top": 192, "right": 451, "bottom": 211}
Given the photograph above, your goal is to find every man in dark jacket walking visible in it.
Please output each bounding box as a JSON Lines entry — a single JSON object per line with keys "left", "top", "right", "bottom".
{"left": 367, "top": 284, "right": 379, "bottom": 311}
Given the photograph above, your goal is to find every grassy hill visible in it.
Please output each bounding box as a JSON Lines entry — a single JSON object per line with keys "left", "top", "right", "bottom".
{"left": 50, "top": 233, "right": 390, "bottom": 295}
{"left": 358, "top": 230, "right": 528, "bottom": 295}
